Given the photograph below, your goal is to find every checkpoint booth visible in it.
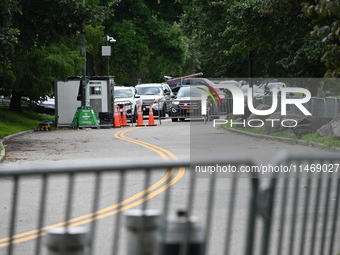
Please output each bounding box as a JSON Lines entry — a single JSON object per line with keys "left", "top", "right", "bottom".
{"left": 55, "top": 76, "right": 115, "bottom": 128}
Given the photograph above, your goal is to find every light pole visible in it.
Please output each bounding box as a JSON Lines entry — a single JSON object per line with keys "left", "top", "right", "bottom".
{"left": 82, "top": 0, "right": 87, "bottom": 108}
{"left": 102, "top": 35, "right": 116, "bottom": 76}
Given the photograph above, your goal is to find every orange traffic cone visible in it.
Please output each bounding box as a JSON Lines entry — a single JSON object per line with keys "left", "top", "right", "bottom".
{"left": 120, "top": 105, "right": 129, "bottom": 127}
{"left": 147, "top": 105, "right": 157, "bottom": 126}
{"left": 113, "top": 106, "right": 121, "bottom": 128}
{"left": 136, "top": 104, "right": 145, "bottom": 127}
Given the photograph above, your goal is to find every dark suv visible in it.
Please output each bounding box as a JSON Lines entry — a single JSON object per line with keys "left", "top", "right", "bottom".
{"left": 170, "top": 86, "right": 210, "bottom": 122}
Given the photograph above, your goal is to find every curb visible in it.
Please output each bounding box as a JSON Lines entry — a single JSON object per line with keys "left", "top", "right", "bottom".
{"left": 0, "top": 130, "right": 34, "bottom": 163}
{"left": 220, "top": 127, "right": 340, "bottom": 153}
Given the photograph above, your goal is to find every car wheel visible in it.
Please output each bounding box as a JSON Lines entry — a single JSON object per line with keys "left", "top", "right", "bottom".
{"left": 172, "top": 118, "right": 178, "bottom": 122}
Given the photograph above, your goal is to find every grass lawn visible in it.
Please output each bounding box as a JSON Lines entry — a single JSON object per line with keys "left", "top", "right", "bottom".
{"left": 221, "top": 124, "right": 340, "bottom": 151}
{"left": 0, "top": 108, "right": 55, "bottom": 139}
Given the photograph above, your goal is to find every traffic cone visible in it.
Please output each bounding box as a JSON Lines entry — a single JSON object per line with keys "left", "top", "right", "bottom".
{"left": 147, "top": 105, "right": 157, "bottom": 126}
{"left": 113, "top": 106, "right": 121, "bottom": 128}
{"left": 120, "top": 105, "right": 129, "bottom": 127}
{"left": 136, "top": 104, "right": 145, "bottom": 127}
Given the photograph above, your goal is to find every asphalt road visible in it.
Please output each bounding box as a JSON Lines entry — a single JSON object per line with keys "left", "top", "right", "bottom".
{"left": 0, "top": 119, "right": 338, "bottom": 254}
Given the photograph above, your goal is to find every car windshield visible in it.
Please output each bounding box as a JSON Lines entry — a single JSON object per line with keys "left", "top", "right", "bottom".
{"left": 268, "top": 83, "right": 285, "bottom": 89}
{"left": 115, "top": 89, "right": 133, "bottom": 98}
{"left": 177, "top": 87, "right": 206, "bottom": 98}
{"left": 241, "top": 85, "right": 264, "bottom": 94}
{"left": 219, "top": 81, "right": 241, "bottom": 88}
{"left": 136, "top": 87, "right": 162, "bottom": 95}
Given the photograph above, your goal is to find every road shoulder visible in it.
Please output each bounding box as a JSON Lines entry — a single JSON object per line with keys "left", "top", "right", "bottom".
{"left": 220, "top": 126, "right": 340, "bottom": 153}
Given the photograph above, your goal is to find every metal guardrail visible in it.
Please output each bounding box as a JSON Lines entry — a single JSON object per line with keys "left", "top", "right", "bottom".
{"left": 1, "top": 152, "right": 339, "bottom": 255}
{"left": 114, "top": 100, "right": 135, "bottom": 124}
{"left": 262, "top": 96, "right": 340, "bottom": 118}
{"left": 258, "top": 151, "right": 340, "bottom": 255}
{"left": 0, "top": 157, "right": 258, "bottom": 255}
{"left": 154, "top": 98, "right": 233, "bottom": 124}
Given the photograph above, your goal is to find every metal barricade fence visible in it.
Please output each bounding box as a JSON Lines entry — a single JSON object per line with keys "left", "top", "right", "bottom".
{"left": 257, "top": 151, "right": 340, "bottom": 255}
{"left": 0, "top": 157, "right": 259, "bottom": 255}
{"left": 260, "top": 96, "right": 340, "bottom": 118}
{"left": 208, "top": 98, "right": 233, "bottom": 121}
{"left": 114, "top": 100, "right": 135, "bottom": 124}
{"left": 1, "top": 152, "right": 339, "bottom": 255}
{"left": 162, "top": 98, "right": 233, "bottom": 124}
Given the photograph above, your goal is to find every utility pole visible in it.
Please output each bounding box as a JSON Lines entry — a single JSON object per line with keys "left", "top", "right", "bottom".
{"left": 248, "top": 50, "right": 254, "bottom": 88}
{"left": 82, "top": 0, "right": 87, "bottom": 108}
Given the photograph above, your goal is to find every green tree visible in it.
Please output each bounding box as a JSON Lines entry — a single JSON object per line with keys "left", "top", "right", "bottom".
{"left": 101, "top": 0, "right": 188, "bottom": 85}
{"left": 1, "top": 0, "right": 97, "bottom": 111}
{"left": 220, "top": 0, "right": 326, "bottom": 79}
{"left": 179, "top": 0, "right": 249, "bottom": 77}
{"left": 178, "top": 0, "right": 326, "bottom": 85}
{"left": 0, "top": 0, "right": 20, "bottom": 93}
{"left": 303, "top": 0, "right": 340, "bottom": 78}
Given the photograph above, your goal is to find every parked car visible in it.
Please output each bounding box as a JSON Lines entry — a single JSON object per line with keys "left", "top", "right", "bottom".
{"left": 171, "top": 85, "right": 185, "bottom": 96}
{"left": 214, "top": 80, "right": 243, "bottom": 97}
{"left": 264, "top": 82, "right": 292, "bottom": 97}
{"left": 241, "top": 85, "right": 266, "bottom": 108}
{"left": 114, "top": 86, "right": 142, "bottom": 123}
{"left": 135, "top": 83, "right": 174, "bottom": 117}
{"left": 35, "top": 97, "right": 55, "bottom": 115}
{"left": 170, "top": 85, "right": 223, "bottom": 122}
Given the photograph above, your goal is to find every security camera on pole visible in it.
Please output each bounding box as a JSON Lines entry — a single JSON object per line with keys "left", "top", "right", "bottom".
{"left": 102, "top": 35, "right": 116, "bottom": 76}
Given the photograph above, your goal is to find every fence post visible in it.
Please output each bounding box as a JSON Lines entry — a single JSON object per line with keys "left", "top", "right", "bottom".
{"left": 45, "top": 227, "right": 88, "bottom": 255}
{"left": 125, "top": 209, "right": 161, "bottom": 255}
{"left": 157, "top": 210, "right": 205, "bottom": 255}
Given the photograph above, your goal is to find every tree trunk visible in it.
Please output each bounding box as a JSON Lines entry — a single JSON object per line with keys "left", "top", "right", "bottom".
{"left": 9, "top": 91, "right": 22, "bottom": 112}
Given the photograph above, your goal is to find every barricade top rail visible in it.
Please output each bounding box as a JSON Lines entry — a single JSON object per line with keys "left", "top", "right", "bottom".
{"left": 0, "top": 155, "right": 257, "bottom": 177}
{"left": 270, "top": 150, "right": 340, "bottom": 166}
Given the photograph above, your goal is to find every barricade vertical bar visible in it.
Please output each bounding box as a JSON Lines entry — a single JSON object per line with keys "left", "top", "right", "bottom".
{"left": 277, "top": 178, "right": 289, "bottom": 255}
{"left": 158, "top": 101, "right": 162, "bottom": 125}
{"left": 35, "top": 174, "right": 48, "bottom": 255}
{"left": 112, "top": 171, "right": 125, "bottom": 255}
{"left": 259, "top": 178, "right": 277, "bottom": 255}
{"left": 88, "top": 172, "right": 102, "bottom": 255}
{"left": 7, "top": 176, "right": 19, "bottom": 255}
{"left": 309, "top": 178, "right": 322, "bottom": 255}
{"left": 203, "top": 173, "right": 217, "bottom": 254}
{"left": 223, "top": 178, "right": 238, "bottom": 255}
{"left": 320, "top": 178, "right": 332, "bottom": 255}
{"left": 328, "top": 179, "right": 340, "bottom": 255}
{"left": 64, "top": 173, "right": 75, "bottom": 228}
{"left": 158, "top": 168, "right": 174, "bottom": 255}
{"left": 61, "top": 173, "right": 76, "bottom": 254}
{"left": 179, "top": 165, "right": 197, "bottom": 255}
{"left": 138, "top": 169, "right": 151, "bottom": 254}
{"left": 298, "top": 178, "right": 311, "bottom": 255}
{"left": 288, "top": 177, "right": 300, "bottom": 255}
{"left": 244, "top": 178, "right": 259, "bottom": 255}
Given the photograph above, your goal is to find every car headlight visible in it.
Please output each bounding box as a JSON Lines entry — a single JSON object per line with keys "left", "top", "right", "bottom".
{"left": 172, "top": 101, "right": 180, "bottom": 105}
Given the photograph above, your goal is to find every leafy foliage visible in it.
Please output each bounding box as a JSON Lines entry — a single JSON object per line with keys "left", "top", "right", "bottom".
{"left": 102, "top": 0, "right": 188, "bottom": 84}
{"left": 303, "top": 0, "right": 340, "bottom": 78}
{"left": 1, "top": 0, "right": 340, "bottom": 111}
{"left": 1, "top": 0, "right": 97, "bottom": 111}
{"left": 219, "top": 0, "right": 326, "bottom": 78}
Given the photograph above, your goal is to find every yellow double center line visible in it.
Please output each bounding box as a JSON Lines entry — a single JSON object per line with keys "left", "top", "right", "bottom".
{"left": 0, "top": 127, "right": 186, "bottom": 248}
